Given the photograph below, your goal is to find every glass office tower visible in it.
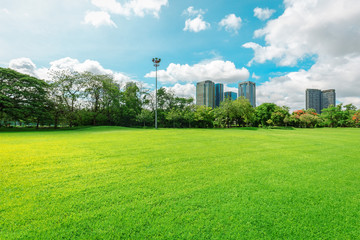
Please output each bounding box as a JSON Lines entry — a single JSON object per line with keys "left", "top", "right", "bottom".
{"left": 215, "top": 83, "right": 224, "bottom": 107}
{"left": 224, "top": 91, "right": 237, "bottom": 101}
{"left": 238, "top": 81, "right": 256, "bottom": 107}
{"left": 196, "top": 80, "right": 215, "bottom": 108}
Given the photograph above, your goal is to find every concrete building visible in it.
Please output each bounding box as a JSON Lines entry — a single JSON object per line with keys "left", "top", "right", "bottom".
{"left": 215, "top": 83, "right": 224, "bottom": 107}
{"left": 306, "top": 89, "right": 322, "bottom": 114}
{"left": 306, "top": 88, "right": 336, "bottom": 113}
{"left": 224, "top": 91, "right": 237, "bottom": 101}
{"left": 196, "top": 80, "right": 215, "bottom": 108}
{"left": 238, "top": 81, "right": 256, "bottom": 107}
{"left": 321, "top": 89, "right": 336, "bottom": 110}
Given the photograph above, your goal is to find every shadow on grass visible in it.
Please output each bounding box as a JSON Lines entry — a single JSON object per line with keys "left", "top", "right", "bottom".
{"left": 0, "top": 126, "right": 87, "bottom": 133}
{"left": 0, "top": 126, "right": 139, "bottom": 133}
{"left": 265, "top": 126, "right": 295, "bottom": 130}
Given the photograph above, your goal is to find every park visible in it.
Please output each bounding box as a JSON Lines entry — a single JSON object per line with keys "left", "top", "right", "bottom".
{"left": 1, "top": 127, "right": 359, "bottom": 239}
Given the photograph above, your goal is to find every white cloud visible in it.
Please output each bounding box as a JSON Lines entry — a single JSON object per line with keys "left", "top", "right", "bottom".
{"left": 182, "top": 6, "right": 205, "bottom": 16}
{"left": 257, "top": 55, "right": 360, "bottom": 111}
{"left": 219, "top": 14, "right": 242, "bottom": 34}
{"left": 9, "top": 58, "right": 37, "bottom": 76}
{"left": 245, "top": 0, "right": 360, "bottom": 66}
{"left": 245, "top": 0, "right": 360, "bottom": 109}
{"left": 183, "top": 6, "right": 210, "bottom": 32}
{"left": 224, "top": 85, "right": 238, "bottom": 94}
{"left": 90, "top": 0, "right": 168, "bottom": 18}
{"left": 184, "top": 15, "right": 210, "bottom": 32}
{"left": 83, "top": 11, "right": 117, "bottom": 28}
{"left": 145, "top": 60, "right": 249, "bottom": 84}
{"left": 8, "top": 57, "right": 133, "bottom": 84}
{"left": 164, "top": 83, "right": 196, "bottom": 99}
{"left": 242, "top": 42, "right": 287, "bottom": 66}
{"left": 252, "top": 73, "right": 260, "bottom": 80}
{"left": 254, "top": 7, "right": 275, "bottom": 21}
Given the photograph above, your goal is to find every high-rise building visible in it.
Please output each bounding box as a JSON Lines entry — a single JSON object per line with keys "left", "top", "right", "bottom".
{"left": 238, "top": 81, "right": 256, "bottom": 107}
{"left": 321, "top": 89, "right": 336, "bottom": 110}
{"left": 224, "top": 91, "right": 237, "bottom": 101}
{"left": 215, "top": 83, "right": 224, "bottom": 107}
{"left": 306, "top": 88, "right": 336, "bottom": 113}
{"left": 306, "top": 89, "right": 322, "bottom": 114}
{"left": 196, "top": 80, "right": 215, "bottom": 108}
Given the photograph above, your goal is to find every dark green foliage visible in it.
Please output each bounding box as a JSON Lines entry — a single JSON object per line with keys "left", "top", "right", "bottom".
{"left": 0, "top": 68, "right": 51, "bottom": 127}
{"left": 255, "top": 103, "right": 278, "bottom": 127}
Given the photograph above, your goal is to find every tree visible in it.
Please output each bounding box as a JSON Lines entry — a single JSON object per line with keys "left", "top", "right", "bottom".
{"left": 299, "top": 113, "right": 320, "bottom": 128}
{"left": 233, "top": 97, "right": 255, "bottom": 127}
{"left": 82, "top": 72, "right": 118, "bottom": 126}
{"left": 194, "top": 105, "right": 214, "bottom": 128}
{"left": 136, "top": 109, "right": 153, "bottom": 127}
{"left": 50, "top": 71, "right": 85, "bottom": 127}
{"left": 270, "top": 106, "right": 290, "bottom": 127}
{"left": 352, "top": 110, "right": 360, "bottom": 127}
{"left": 166, "top": 108, "right": 181, "bottom": 128}
{"left": 291, "top": 109, "right": 320, "bottom": 128}
{"left": 321, "top": 104, "right": 348, "bottom": 127}
{"left": 0, "top": 68, "right": 51, "bottom": 127}
{"left": 183, "top": 105, "right": 196, "bottom": 128}
{"left": 214, "top": 98, "right": 234, "bottom": 128}
{"left": 255, "top": 103, "right": 278, "bottom": 127}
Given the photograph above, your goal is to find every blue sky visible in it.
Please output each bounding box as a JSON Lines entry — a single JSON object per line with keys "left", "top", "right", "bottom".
{"left": 1, "top": 0, "right": 360, "bottom": 110}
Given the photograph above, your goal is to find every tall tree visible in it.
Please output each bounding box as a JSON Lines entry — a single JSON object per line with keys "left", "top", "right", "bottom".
{"left": 270, "top": 106, "right": 290, "bottom": 126}
{"left": 255, "top": 103, "right": 277, "bottom": 127}
{"left": 50, "top": 71, "right": 85, "bottom": 127}
{"left": 120, "top": 83, "right": 142, "bottom": 126}
{"left": 0, "top": 68, "right": 50, "bottom": 127}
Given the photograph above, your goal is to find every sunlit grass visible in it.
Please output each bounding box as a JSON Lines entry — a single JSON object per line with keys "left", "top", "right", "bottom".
{"left": 1, "top": 127, "right": 360, "bottom": 239}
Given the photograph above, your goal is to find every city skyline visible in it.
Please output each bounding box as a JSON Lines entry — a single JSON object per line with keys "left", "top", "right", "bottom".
{"left": 1, "top": 0, "right": 359, "bottom": 111}
{"left": 196, "top": 80, "right": 255, "bottom": 108}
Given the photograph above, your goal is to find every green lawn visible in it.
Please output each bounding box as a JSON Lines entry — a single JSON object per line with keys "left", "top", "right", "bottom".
{"left": 1, "top": 127, "right": 360, "bottom": 239}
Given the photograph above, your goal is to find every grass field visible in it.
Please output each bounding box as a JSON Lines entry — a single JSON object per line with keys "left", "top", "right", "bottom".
{"left": 1, "top": 127, "right": 360, "bottom": 239}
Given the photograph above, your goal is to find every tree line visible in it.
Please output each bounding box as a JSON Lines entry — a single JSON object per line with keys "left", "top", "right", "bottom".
{"left": 1, "top": 67, "right": 360, "bottom": 128}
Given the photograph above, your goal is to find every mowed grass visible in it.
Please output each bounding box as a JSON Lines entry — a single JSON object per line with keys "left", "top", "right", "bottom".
{"left": 1, "top": 127, "right": 360, "bottom": 239}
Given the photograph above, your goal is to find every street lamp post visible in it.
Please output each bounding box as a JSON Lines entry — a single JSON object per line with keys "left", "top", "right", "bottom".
{"left": 152, "top": 57, "right": 161, "bottom": 129}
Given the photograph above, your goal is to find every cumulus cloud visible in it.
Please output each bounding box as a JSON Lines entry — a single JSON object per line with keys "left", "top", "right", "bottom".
{"left": 8, "top": 57, "right": 132, "bottom": 84}
{"left": 90, "top": 0, "right": 168, "bottom": 18}
{"left": 224, "top": 85, "right": 238, "bottom": 94}
{"left": 219, "top": 14, "right": 242, "bottom": 34}
{"left": 245, "top": 0, "right": 360, "bottom": 66}
{"left": 164, "top": 83, "right": 196, "bottom": 99}
{"left": 83, "top": 11, "right": 117, "bottom": 28}
{"left": 258, "top": 56, "right": 360, "bottom": 110}
{"left": 183, "top": 6, "right": 210, "bottom": 32}
{"left": 145, "top": 60, "right": 249, "bottom": 84}
{"left": 245, "top": 0, "right": 360, "bottom": 109}
{"left": 9, "top": 58, "right": 37, "bottom": 76}
{"left": 184, "top": 15, "right": 210, "bottom": 32}
{"left": 253, "top": 7, "right": 275, "bottom": 21}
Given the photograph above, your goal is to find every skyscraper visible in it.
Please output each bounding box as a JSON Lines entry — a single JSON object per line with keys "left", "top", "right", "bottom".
{"left": 306, "top": 89, "right": 322, "bottom": 114}
{"left": 306, "top": 88, "right": 336, "bottom": 113}
{"left": 321, "top": 89, "right": 336, "bottom": 110}
{"left": 224, "top": 91, "right": 237, "bottom": 101}
{"left": 238, "top": 81, "right": 256, "bottom": 107}
{"left": 215, "top": 83, "right": 224, "bottom": 107}
{"left": 196, "top": 80, "right": 215, "bottom": 108}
